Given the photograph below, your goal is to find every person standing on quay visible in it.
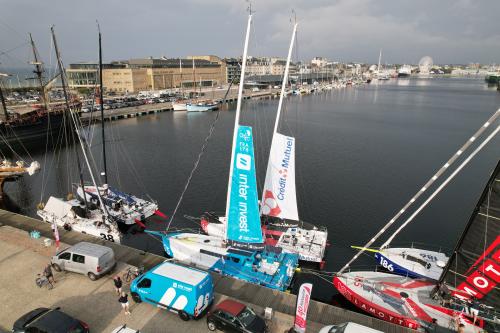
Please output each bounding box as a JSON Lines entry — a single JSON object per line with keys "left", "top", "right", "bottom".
{"left": 119, "top": 291, "right": 131, "bottom": 315}
{"left": 44, "top": 263, "right": 55, "bottom": 285}
{"left": 113, "top": 276, "right": 122, "bottom": 295}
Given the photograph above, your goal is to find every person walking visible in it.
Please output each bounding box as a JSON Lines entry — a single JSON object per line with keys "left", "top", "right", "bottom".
{"left": 44, "top": 263, "right": 55, "bottom": 285}
{"left": 119, "top": 291, "right": 131, "bottom": 315}
{"left": 457, "top": 323, "right": 465, "bottom": 333}
{"left": 113, "top": 276, "right": 122, "bottom": 295}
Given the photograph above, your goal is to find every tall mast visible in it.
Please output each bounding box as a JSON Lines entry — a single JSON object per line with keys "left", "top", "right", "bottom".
{"left": 97, "top": 23, "right": 108, "bottom": 184}
{"left": 51, "top": 26, "right": 110, "bottom": 221}
{"left": 0, "top": 76, "right": 8, "bottom": 121}
{"left": 273, "top": 23, "right": 297, "bottom": 136}
{"left": 29, "top": 34, "right": 49, "bottom": 112}
{"left": 224, "top": 13, "right": 252, "bottom": 234}
{"left": 179, "top": 59, "right": 183, "bottom": 97}
{"left": 192, "top": 58, "right": 196, "bottom": 96}
{"left": 377, "top": 49, "right": 382, "bottom": 74}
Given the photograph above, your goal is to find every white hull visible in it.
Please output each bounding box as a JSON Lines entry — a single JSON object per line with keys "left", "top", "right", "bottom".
{"left": 173, "top": 103, "right": 187, "bottom": 111}
{"left": 37, "top": 196, "right": 121, "bottom": 243}
{"left": 77, "top": 185, "right": 158, "bottom": 225}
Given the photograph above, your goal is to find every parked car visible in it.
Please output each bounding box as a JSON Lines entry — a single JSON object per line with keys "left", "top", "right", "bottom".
{"left": 130, "top": 262, "right": 214, "bottom": 321}
{"left": 206, "top": 299, "right": 267, "bottom": 333}
{"left": 12, "top": 307, "right": 89, "bottom": 333}
{"left": 51, "top": 241, "right": 116, "bottom": 280}
{"left": 318, "top": 322, "right": 384, "bottom": 333}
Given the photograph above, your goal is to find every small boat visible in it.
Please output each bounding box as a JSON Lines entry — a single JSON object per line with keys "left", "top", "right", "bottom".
{"left": 398, "top": 65, "right": 412, "bottom": 77}
{"left": 173, "top": 101, "right": 188, "bottom": 111}
{"left": 186, "top": 101, "right": 218, "bottom": 112}
{"left": 146, "top": 14, "right": 299, "bottom": 292}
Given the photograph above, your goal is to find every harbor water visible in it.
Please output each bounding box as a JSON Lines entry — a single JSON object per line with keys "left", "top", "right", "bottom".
{"left": 4, "top": 77, "right": 500, "bottom": 299}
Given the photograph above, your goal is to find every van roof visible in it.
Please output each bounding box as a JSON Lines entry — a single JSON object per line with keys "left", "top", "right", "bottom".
{"left": 69, "top": 242, "right": 113, "bottom": 257}
{"left": 152, "top": 262, "right": 208, "bottom": 286}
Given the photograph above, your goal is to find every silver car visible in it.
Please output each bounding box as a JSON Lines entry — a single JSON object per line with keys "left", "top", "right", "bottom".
{"left": 51, "top": 242, "right": 116, "bottom": 280}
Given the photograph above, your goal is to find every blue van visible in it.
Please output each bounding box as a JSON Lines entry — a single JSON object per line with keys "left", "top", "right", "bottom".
{"left": 130, "top": 262, "right": 214, "bottom": 321}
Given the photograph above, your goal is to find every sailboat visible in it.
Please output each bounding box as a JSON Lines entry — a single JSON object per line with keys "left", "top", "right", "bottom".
{"left": 200, "top": 23, "right": 329, "bottom": 268}
{"left": 38, "top": 27, "right": 121, "bottom": 243}
{"left": 333, "top": 120, "right": 500, "bottom": 332}
{"left": 173, "top": 59, "right": 188, "bottom": 111}
{"left": 368, "top": 110, "right": 500, "bottom": 281}
{"left": 375, "top": 49, "right": 390, "bottom": 81}
{"left": 75, "top": 26, "right": 160, "bottom": 226}
{"left": 186, "top": 59, "right": 217, "bottom": 112}
{"left": 146, "top": 14, "right": 299, "bottom": 292}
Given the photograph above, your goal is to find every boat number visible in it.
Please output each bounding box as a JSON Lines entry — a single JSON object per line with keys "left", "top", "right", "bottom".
{"left": 100, "top": 233, "right": 115, "bottom": 242}
{"left": 379, "top": 256, "right": 394, "bottom": 272}
{"left": 354, "top": 276, "right": 363, "bottom": 287}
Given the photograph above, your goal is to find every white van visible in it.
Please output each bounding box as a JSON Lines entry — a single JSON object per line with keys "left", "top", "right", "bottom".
{"left": 319, "top": 322, "right": 384, "bottom": 333}
{"left": 51, "top": 242, "right": 116, "bottom": 280}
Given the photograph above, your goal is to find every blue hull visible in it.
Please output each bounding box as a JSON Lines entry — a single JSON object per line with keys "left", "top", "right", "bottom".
{"left": 148, "top": 231, "right": 299, "bottom": 292}
{"left": 374, "top": 253, "right": 430, "bottom": 280}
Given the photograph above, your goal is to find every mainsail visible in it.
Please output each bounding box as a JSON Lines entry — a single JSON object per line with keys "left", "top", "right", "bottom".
{"left": 261, "top": 133, "right": 299, "bottom": 221}
{"left": 226, "top": 125, "right": 264, "bottom": 249}
{"left": 439, "top": 160, "right": 500, "bottom": 308}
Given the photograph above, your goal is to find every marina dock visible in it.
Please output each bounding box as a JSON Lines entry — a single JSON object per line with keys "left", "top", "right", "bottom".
{"left": 0, "top": 209, "right": 414, "bottom": 333}
{"left": 79, "top": 88, "right": 280, "bottom": 123}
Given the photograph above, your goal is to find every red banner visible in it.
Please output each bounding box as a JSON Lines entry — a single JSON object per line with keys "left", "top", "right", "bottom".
{"left": 294, "top": 283, "right": 312, "bottom": 333}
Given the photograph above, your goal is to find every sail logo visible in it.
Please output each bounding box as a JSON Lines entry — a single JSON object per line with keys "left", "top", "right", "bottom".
{"left": 277, "top": 138, "right": 293, "bottom": 201}
{"left": 453, "top": 236, "right": 500, "bottom": 300}
{"left": 262, "top": 190, "right": 282, "bottom": 216}
{"left": 236, "top": 153, "right": 251, "bottom": 171}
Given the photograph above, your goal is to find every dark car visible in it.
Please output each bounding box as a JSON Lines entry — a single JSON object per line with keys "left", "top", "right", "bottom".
{"left": 12, "top": 307, "right": 89, "bottom": 333}
{"left": 207, "top": 299, "right": 267, "bottom": 333}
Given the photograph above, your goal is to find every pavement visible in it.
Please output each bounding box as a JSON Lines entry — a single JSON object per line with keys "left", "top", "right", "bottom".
{"left": 0, "top": 224, "right": 323, "bottom": 333}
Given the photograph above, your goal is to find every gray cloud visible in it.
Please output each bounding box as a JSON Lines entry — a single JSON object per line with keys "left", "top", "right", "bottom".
{"left": 0, "top": 0, "right": 499, "bottom": 69}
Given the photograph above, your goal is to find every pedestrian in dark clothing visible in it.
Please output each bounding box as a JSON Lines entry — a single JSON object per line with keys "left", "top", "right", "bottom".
{"left": 113, "top": 276, "right": 122, "bottom": 295}
{"left": 44, "top": 263, "right": 55, "bottom": 284}
{"left": 119, "top": 292, "right": 130, "bottom": 315}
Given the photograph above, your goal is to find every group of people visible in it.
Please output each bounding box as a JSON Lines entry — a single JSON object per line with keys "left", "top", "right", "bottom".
{"left": 41, "top": 262, "right": 131, "bottom": 316}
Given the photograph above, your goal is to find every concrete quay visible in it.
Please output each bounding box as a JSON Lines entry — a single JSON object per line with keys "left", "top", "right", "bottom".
{"left": 0, "top": 209, "right": 415, "bottom": 333}
{"left": 79, "top": 88, "right": 280, "bottom": 123}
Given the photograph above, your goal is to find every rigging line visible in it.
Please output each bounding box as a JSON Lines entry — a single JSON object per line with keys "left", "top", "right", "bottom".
{"left": 0, "top": 42, "right": 29, "bottom": 58}
{"left": 338, "top": 123, "right": 500, "bottom": 275}
{"left": 166, "top": 77, "right": 237, "bottom": 231}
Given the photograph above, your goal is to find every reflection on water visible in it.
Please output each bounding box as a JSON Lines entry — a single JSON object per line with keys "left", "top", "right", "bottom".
{"left": 2, "top": 78, "right": 499, "bottom": 274}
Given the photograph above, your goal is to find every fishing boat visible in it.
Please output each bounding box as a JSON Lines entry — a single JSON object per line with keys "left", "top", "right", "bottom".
{"left": 146, "top": 14, "right": 299, "bottom": 292}
{"left": 334, "top": 141, "right": 500, "bottom": 331}
{"left": 200, "top": 23, "right": 328, "bottom": 268}
{"left": 37, "top": 27, "right": 121, "bottom": 244}
{"left": 75, "top": 26, "right": 160, "bottom": 226}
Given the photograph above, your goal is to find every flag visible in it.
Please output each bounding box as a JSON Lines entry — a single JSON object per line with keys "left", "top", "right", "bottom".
{"left": 294, "top": 283, "right": 313, "bottom": 333}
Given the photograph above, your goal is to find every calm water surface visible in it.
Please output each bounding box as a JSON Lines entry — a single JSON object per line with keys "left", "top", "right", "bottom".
{"left": 5, "top": 77, "right": 499, "bottom": 299}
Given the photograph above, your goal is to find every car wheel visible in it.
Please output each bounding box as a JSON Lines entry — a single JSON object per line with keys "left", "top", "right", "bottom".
{"left": 178, "top": 310, "right": 190, "bottom": 321}
{"left": 88, "top": 272, "right": 97, "bottom": 281}
{"left": 207, "top": 320, "right": 217, "bottom": 331}
{"left": 131, "top": 292, "right": 141, "bottom": 303}
{"left": 52, "top": 263, "right": 62, "bottom": 272}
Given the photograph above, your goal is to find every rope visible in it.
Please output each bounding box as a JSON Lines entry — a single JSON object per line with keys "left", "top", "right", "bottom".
{"left": 166, "top": 78, "right": 237, "bottom": 231}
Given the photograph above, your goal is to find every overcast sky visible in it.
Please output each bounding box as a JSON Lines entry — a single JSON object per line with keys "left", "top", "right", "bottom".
{"left": 1, "top": 0, "right": 499, "bottom": 69}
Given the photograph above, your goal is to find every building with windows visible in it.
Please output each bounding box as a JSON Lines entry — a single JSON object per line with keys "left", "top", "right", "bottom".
{"left": 67, "top": 56, "right": 226, "bottom": 93}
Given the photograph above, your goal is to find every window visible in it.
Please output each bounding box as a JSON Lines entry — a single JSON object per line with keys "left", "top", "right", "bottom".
{"left": 137, "top": 278, "right": 152, "bottom": 288}
{"left": 72, "top": 254, "right": 85, "bottom": 264}
{"left": 59, "top": 252, "right": 71, "bottom": 260}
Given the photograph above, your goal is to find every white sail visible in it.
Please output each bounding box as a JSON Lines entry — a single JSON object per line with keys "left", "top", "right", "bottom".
{"left": 261, "top": 133, "right": 299, "bottom": 221}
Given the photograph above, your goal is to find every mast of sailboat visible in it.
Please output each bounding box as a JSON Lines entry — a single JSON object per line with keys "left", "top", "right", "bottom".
{"left": 51, "top": 26, "right": 110, "bottom": 222}
{"left": 29, "top": 34, "right": 49, "bottom": 112}
{"left": 377, "top": 49, "right": 382, "bottom": 75}
{"left": 97, "top": 22, "right": 108, "bottom": 184}
{"left": 179, "top": 59, "right": 183, "bottom": 97}
{"left": 0, "top": 74, "right": 8, "bottom": 120}
{"left": 192, "top": 58, "right": 196, "bottom": 98}
{"left": 337, "top": 109, "right": 500, "bottom": 275}
{"left": 272, "top": 23, "right": 297, "bottom": 136}
{"left": 224, "top": 13, "right": 252, "bottom": 239}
